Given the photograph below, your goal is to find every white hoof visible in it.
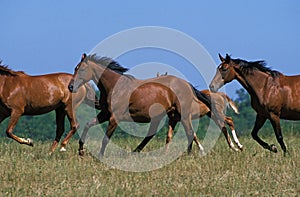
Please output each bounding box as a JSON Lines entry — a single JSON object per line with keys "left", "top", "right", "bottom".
{"left": 60, "top": 147, "right": 67, "bottom": 152}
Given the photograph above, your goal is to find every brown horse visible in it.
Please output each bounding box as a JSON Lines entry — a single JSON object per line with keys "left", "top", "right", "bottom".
{"left": 68, "top": 54, "right": 211, "bottom": 157}
{"left": 165, "top": 89, "right": 243, "bottom": 152}
{"left": 0, "top": 61, "right": 99, "bottom": 153}
{"left": 210, "top": 54, "right": 300, "bottom": 154}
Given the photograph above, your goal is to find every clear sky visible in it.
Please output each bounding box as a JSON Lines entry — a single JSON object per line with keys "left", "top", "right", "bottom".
{"left": 1, "top": 1, "right": 299, "bottom": 98}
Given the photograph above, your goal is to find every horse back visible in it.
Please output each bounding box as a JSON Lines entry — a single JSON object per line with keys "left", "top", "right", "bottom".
{"left": 0, "top": 73, "right": 85, "bottom": 115}
{"left": 263, "top": 75, "right": 300, "bottom": 120}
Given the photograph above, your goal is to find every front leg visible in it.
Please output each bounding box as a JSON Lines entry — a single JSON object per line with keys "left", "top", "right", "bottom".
{"left": 99, "top": 116, "right": 118, "bottom": 158}
{"left": 269, "top": 113, "right": 287, "bottom": 153}
{"left": 79, "top": 111, "right": 110, "bottom": 156}
{"left": 133, "top": 119, "right": 160, "bottom": 152}
{"left": 251, "top": 114, "right": 272, "bottom": 151}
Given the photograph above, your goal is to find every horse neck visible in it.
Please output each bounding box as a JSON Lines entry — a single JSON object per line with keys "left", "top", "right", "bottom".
{"left": 235, "top": 68, "right": 269, "bottom": 103}
{"left": 89, "top": 61, "right": 123, "bottom": 93}
{"left": 0, "top": 76, "right": 7, "bottom": 95}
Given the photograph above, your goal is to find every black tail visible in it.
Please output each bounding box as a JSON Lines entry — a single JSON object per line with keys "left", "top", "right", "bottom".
{"left": 190, "top": 84, "right": 211, "bottom": 108}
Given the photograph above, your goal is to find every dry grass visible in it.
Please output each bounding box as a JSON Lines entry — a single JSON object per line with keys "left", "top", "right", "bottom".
{"left": 0, "top": 134, "right": 299, "bottom": 196}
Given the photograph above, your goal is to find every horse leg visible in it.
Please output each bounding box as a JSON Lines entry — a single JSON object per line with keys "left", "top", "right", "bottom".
{"left": 79, "top": 111, "right": 110, "bottom": 156}
{"left": 165, "top": 119, "right": 178, "bottom": 152}
{"left": 99, "top": 116, "right": 118, "bottom": 158}
{"left": 221, "top": 126, "right": 238, "bottom": 152}
{"left": 269, "top": 113, "right": 287, "bottom": 153}
{"left": 60, "top": 108, "right": 79, "bottom": 152}
{"left": 133, "top": 119, "right": 160, "bottom": 152}
{"left": 225, "top": 116, "right": 243, "bottom": 151}
{"left": 181, "top": 118, "right": 201, "bottom": 155}
{"left": 49, "top": 108, "right": 66, "bottom": 154}
{"left": 251, "top": 114, "right": 270, "bottom": 151}
{"left": 78, "top": 118, "right": 98, "bottom": 156}
{"left": 211, "top": 113, "right": 238, "bottom": 152}
{"left": 6, "top": 110, "right": 33, "bottom": 146}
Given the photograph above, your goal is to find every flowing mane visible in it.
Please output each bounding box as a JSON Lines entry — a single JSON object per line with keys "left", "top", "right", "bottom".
{"left": 0, "top": 61, "right": 26, "bottom": 76}
{"left": 231, "top": 58, "right": 282, "bottom": 77}
{"left": 85, "top": 54, "right": 129, "bottom": 75}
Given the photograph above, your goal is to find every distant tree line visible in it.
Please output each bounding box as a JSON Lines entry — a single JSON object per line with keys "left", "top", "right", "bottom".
{"left": 0, "top": 88, "right": 299, "bottom": 142}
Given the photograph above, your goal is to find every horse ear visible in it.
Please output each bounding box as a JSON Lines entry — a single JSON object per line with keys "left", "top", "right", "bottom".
{"left": 81, "top": 53, "right": 87, "bottom": 61}
{"left": 225, "top": 54, "right": 231, "bottom": 62}
{"left": 218, "top": 53, "right": 225, "bottom": 62}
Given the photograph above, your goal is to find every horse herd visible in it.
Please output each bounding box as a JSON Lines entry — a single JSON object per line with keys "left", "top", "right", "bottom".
{"left": 1, "top": 53, "right": 298, "bottom": 157}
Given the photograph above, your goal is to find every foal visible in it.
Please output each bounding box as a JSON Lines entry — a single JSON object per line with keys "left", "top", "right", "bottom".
{"left": 165, "top": 89, "right": 243, "bottom": 152}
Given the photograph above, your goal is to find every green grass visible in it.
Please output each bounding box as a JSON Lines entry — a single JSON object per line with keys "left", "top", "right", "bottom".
{"left": 0, "top": 134, "right": 299, "bottom": 196}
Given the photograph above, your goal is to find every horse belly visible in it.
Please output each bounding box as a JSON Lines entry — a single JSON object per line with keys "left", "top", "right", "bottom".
{"left": 280, "top": 109, "right": 300, "bottom": 120}
{"left": 24, "top": 104, "right": 62, "bottom": 115}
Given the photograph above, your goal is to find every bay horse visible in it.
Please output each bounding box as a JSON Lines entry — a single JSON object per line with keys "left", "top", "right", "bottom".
{"left": 68, "top": 54, "right": 211, "bottom": 157}
{"left": 0, "top": 61, "right": 99, "bottom": 153}
{"left": 165, "top": 89, "right": 243, "bottom": 152}
{"left": 210, "top": 54, "right": 300, "bottom": 154}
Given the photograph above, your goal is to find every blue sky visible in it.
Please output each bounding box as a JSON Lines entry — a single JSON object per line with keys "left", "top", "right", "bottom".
{"left": 1, "top": 1, "right": 299, "bottom": 97}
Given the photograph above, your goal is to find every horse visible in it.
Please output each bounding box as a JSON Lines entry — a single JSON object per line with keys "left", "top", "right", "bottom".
{"left": 165, "top": 89, "right": 243, "bottom": 152}
{"left": 68, "top": 53, "right": 212, "bottom": 157}
{"left": 155, "top": 72, "right": 242, "bottom": 151}
{"left": 0, "top": 61, "right": 100, "bottom": 154}
{"left": 210, "top": 54, "right": 300, "bottom": 154}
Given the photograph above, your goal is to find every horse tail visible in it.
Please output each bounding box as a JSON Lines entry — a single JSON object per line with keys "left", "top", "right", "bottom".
{"left": 190, "top": 84, "right": 211, "bottom": 108}
{"left": 223, "top": 94, "right": 239, "bottom": 114}
{"left": 83, "top": 83, "right": 101, "bottom": 110}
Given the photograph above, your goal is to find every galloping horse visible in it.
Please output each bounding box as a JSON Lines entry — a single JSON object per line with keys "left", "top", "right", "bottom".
{"left": 210, "top": 54, "right": 300, "bottom": 154}
{"left": 155, "top": 72, "right": 242, "bottom": 151}
{"left": 0, "top": 61, "right": 99, "bottom": 153}
{"left": 68, "top": 54, "right": 211, "bottom": 157}
{"left": 165, "top": 89, "right": 243, "bottom": 152}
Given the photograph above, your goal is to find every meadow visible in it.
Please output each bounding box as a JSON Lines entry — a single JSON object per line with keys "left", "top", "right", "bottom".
{"left": 0, "top": 133, "right": 299, "bottom": 196}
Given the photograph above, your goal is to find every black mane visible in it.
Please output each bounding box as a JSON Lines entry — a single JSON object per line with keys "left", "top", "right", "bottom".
{"left": 231, "top": 58, "right": 282, "bottom": 77}
{"left": 0, "top": 60, "right": 26, "bottom": 76}
{"left": 85, "top": 54, "right": 129, "bottom": 75}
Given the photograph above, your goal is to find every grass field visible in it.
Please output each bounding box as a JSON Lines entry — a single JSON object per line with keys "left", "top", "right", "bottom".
{"left": 0, "top": 134, "right": 299, "bottom": 196}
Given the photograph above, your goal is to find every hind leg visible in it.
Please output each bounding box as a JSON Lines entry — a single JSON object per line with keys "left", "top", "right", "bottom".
{"left": 49, "top": 108, "right": 66, "bottom": 154}
{"left": 181, "top": 117, "right": 203, "bottom": 155}
{"left": 211, "top": 112, "right": 238, "bottom": 152}
{"left": 60, "top": 107, "right": 79, "bottom": 152}
{"left": 165, "top": 119, "right": 178, "bottom": 152}
{"left": 221, "top": 126, "right": 238, "bottom": 152}
{"left": 225, "top": 116, "right": 243, "bottom": 151}
{"left": 6, "top": 110, "right": 33, "bottom": 146}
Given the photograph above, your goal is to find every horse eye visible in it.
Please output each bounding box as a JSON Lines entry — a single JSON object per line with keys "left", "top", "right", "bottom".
{"left": 221, "top": 67, "right": 228, "bottom": 72}
{"left": 219, "top": 65, "right": 228, "bottom": 72}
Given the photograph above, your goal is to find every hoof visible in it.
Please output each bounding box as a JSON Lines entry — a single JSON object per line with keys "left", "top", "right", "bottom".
{"left": 199, "top": 150, "right": 206, "bottom": 157}
{"left": 79, "top": 149, "right": 85, "bottom": 156}
{"left": 60, "top": 147, "right": 67, "bottom": 152}
{"left": 239, "top": 145, "right": 244, "bottom": 151}
{"left": 270, "top": 144, "right": 278, "bottom": 153}
{"left": 27, "top": 138, "right": 34, "bottom": 147}
{"left": 132, "top": 149, "right": 140, "bottom": 153}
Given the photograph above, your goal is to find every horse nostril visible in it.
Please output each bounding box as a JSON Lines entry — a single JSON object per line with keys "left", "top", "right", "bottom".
{"left": 209, "top": 84, "right": 214, "bottom": 91}
{"left": 68, "top": 84, "right": 74, "bottom": 92}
